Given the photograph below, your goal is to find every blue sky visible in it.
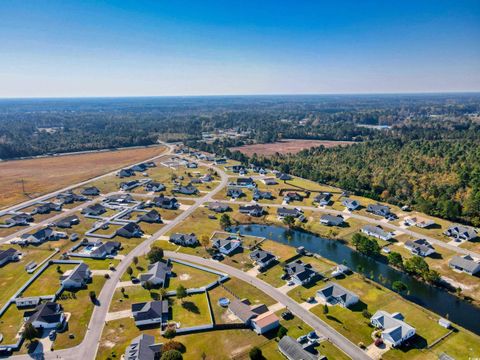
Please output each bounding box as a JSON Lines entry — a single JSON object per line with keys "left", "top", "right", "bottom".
{"left": 0, "top": 0, "right": 479, "bottom": 97}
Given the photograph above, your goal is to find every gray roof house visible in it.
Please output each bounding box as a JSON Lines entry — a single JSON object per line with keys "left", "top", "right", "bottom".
{"left": 117, "top": 168, "right": 135, "bottom": 178}
{"left": 212, "top": 236, "right": 242, "bottom": 255}
{"left": 0, "top": 248, "right": 20, "bottom": 267}
{"left": 208, "top": 202, "right": 231, "bottom": 213}
{"left": 342, "top": 198, "right": 360, "bottom": 211}
{"left": 33, "top": 202, "right": 61, "bottom": 214}
{"left": 367, "top": 204, "right": 392, "bottom": 217}
{"left": 106, "top": 193, "right": 134, "bottom": 203}
{"left": 60, "top": 262, "right": 91, "bottom": 289}
{"left": 283, "top": 192, "right": 303, "bottom": 203}
{"left": 405, "top": 239, "right": 435, "bottom": 257}
{"left": 276, "top": 173, "right": 292, "bottom": 181}
{"left": 55, "top": 215, "right": 80, "bottom": 228}
{"left": 277, "top": 207, "right": 303, "bottom": 219}
{"left": 132, "top": 300, "right": 169, "bottom": 327}
{"left": 28, "top": 302, "right": 66, "bottom": 330}
{"left": 116, "top": 222, "right": 143, "bottom": 238}
{"left": 21, "top": 227, "right": 56, "bottom": 245}
{"left": 120, "top": 180, "right": 140, "bottom": 191}
{"left": 144, "top": 182, "right": 165, "bottom": 192}
{"left": 444, "top": 225, "right": 478, "bottom": 242}
{"left": 278, "top": 336, "right": 320, "bottom": 360}
{"left": 371, "top": 311, "right": 416, "bottom": 347}
{"left": 235, "top": 177, "right": 255, "bottom": 188}
{"left": 81, "top": 186, "right": 100, "bottom": 196}
{"left": 152, "top": 195, "right": 178, "bottom": 209}
{"left": 81, "top": 240, "right": 121, "bottom": 259}
{"left": 169, "top": 233, "right": 198, "bottom": 247}
{"left": 320, "top": 214, "right": 344, "bottom": 226}
{"left": 361, "top": 225, "right": 393, "bottom": 241}
{"left": 317, "top": 283, "right": 359, "bottom": 308}
{"left": 314, "top": 192, "right": 332, "bottom": 206}
{"left": 81, "top": 204, "right": 106, "bottom": 216}
{"left": 253, "top": 189, "right": 273, "bottom": 201}
{"left": 6, "top": 213, "right": 33, "bottom": 226}
{"left": 139, "top": 261, "right": 172, "bottom": 287}
{"left": 249, "top": 249, "right": 276, "bottom": 270}
{"left": 239, "top": 204, "right": 264, "bottom": 217}
{"left": 227, "top": 186, "right": 244, "bottom": 199}
{"left": 284, "top": 260, "right": 318, "bottom": 285}
{"left": 173, "top": 185, "right": 198, "bottom": 195}
{"left": 139, "top": 210, "right": 162, "bottom": 224}
{"left": 124, "top": 334, "right": 162, "bottom": 360}
{"left": 449, "top": 255, "right": 480, "bottom": 275}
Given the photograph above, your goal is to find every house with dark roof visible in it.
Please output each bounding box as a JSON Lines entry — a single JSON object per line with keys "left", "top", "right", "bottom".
{"left": 371, "top": 311, "right": 416, "bottom": 347}
{"left": 152, "top": 195, "right": 178, "bottom": 209}
{"left": 33, "top": 202, "right": 62, "bottom": 214}
{"left": 449, "top": 255, "right": 480, "bottom": 275}
{"left": 169, "top": 233, "right": 198, "bottom": 247}
{"left": 320, "top": 214, "right": 344, "bottom": 226}
{"left": 239, "top": 204, "right": 264, "bottom": 217}
{"left": 60, "top": 263, "right": 91, "bottom": 289}
{"left": 0, "top": 248, "right": 20, "bottom": 266}
{"left": 116, "top": 222, "right": 143, "bottom": 238}
{"left": 28, "top": 302, "right": 66, "bottom": 330}
{"left": 317, "top": 283, "right": 359, "bottom": 308}
{"left": 130, "top": 163, "right": 149, "bottom": 172}
{"left": 314, "top": 193, "right": 332, "bottom": 206}
{"left": 132, "top": 300, "right": 169, "bottom": 327}
{"left": 76, "top": 240, "right": 121, "bottom": 259}
{"left": 208, "top": 202, "right": 230, "bottom": 213}
{"left": 367, "top": 204, "right": 392, "bottom": 218}
{"left": 228, "top": 298, "right": 278, "bottom": 334}
{"left": 405, "top": 239, "right": 436, "bottom": 257}
{"left": 144, "top": 182, "right": 165, "bottom": 192}
{"left": 342, "top": 198, "right": 360, "bottom": 211}
{"left": 235, "top": 177, "right": 256, "bottom": 188}
{"left": 230, "top": 165, "right": 246, "bottom": 173}
{"left": 283, "top": 192, "right": 303, "bottom": 203}
{"left": 200, "top": 174, "right": 214, "bottom": 183}
{"left": 403, "top": 216, "right": 435, "bottom": 229}
{"left": 81, "top": 204, "right": 106, "bottom": 216}
{"left": 81, "top": 186, "right": 100, "bottom": 196}
{"left": 278, "top": 336, "right": 319, "bottom": 360}
{"left": 56, "top": 191, "right": 86, "bottom": 204}
{"left": 124, "top": 334, "right": 162, "bottom": 360}
{"left": 139, "top": 210, "right": 162, "bottom": 223}
{"left": 284, "top": 260, "right": 318, "bottom": 286}
{"left": 117, "top": 168, "right": 135, "bottom": 178}
{"left": 261, "top": 178, "right": 278, "bottom": 186}
{"left": 173, "top": 185, "right": 198, "bottom": 195}
{"left": 249, "top": 249, "right": 276, "bottom": 270}
{"left": 120, "top": 180, "right": 141, "bottom": 191}
{"left": 5, "top": 213, "right": 33, "bottom": 226}
{"left": 212, "top": 236, "right": 242, "bottom": 255}
{"left": 277, "top": 207, "right": 303, "bottom": 219}
{"left": 361, "top": 225, "right": 393, "bottom": 241}
{"left": 21, "top": 227, "right": 56, "bottom": 245}
{"left": 139, "top": 261, "right": 172, "bottom": 287}
{"left": 276, "top": 173, "right": 292, "bottom": 181}
{"left": 106, "top": 193, "right": 134, "bottom": 203}
{"left": 55, "top": 215, "right": 80, "bottom": 229}
{"left": 444, "top": 225, "right": 478, "bottom": 242}
{"left": 253, "top": 189, "right": 273, "bottom": 201}
{"left": 227, "top": 187, "right": 244, "bottom": 199}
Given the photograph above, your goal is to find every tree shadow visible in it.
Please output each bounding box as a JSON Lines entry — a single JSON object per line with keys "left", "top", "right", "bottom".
{"left": 325, "top": 315, "right": 343, "bottom": 324}
{"left": 181, "top": 301, "right": 200, "bottom": 314}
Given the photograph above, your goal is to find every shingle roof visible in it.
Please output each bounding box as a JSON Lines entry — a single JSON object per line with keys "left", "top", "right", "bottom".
{"left": 278, "top": 336, "right": 318, "bottom": 360}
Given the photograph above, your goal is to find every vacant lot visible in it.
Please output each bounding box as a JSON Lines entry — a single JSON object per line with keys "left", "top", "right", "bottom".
{"left": 0, "top": 146, "right": 166, "bottom": 209}
{"left": 230, "top": 139, "right": 354, "bottom": 156}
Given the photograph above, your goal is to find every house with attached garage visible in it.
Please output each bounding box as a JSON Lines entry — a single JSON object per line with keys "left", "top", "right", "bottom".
{"left": 5, "top": 213, "right": 33, "bottom": 226}
{"left": 342, "top": 198, "right": 360, "bottom": 211}
{"left": 261, "top": 177, "right": 278, "bottom": 186}
{"left": 21, "top": 227, "right": 57, "bottom": 245}
{"left": 124, "top": 334, "right": 163, "bottom": 360}
{"left": 253, "top": 189, "right": 273, "bottom": 201}
{"left": 117, "top": 168, "right": 135, "bottom": 178}
{"left": 444, "top": 225, "right": 478, "bottom": 242}
{"left": 139, "top": 261, "right": 172, "bottom": 287}
{"left": 54, "top": 215, "right": 80, "bottom": 229}
{"left": 276, "top": 172, "right": 292, "bottom": 181}
{"left": 367, "top": 203, "right": 393, "bottom": 218}
{"left": 138, "top": 210, "right": 162, "bottom": 223}
{"left": 169, "top": 233, "right": 198, "bottom": 247}
{"left": 120, "top": 180, "right": 141, "bottom": 191}
{"left": 72, "top": 240, "right": 121, "bottom": 259}
{"left": 361, "top": 225, "right": 393, "bottom": 241}
{"left": 371, "top": 311, "right": 416, "bottom": 347}
{"left": 284, "top": 260, "right": 318, "bottom": 286}
{"left": 449, "top": 255, "right": 480, "bottom": 275}
{"left": 173, "top": 184, "right": 198, "bottom": 195}
{"left": 144, "top": 181, "right": 165, "bottom": 192}
{"left": 405, "top": 239, "right": 436, "bottom": 257}
{"left": 81, "top": 186, "right": 100, "bottom": 196}
{"left": 81, "top": 204, "right": 106, "bottom": 216}
{"left": 320, "top": 214, "right": 344, "bottom": 226}
{"left": 212, "top": 236, "right": 242, "bottom": 255}
{"left": 317, "top": 283, "right": 359, "bottom": 308}
{"left": 27, "top": 301, "right": 66, "bottom": 330}
{"left": 229, "top": 165, "right": 246, "bottom": 173}
{"left": 56, "top": 191, "right": 86, "bottom": 204}
{"left": 60, "top": 262, "right": 91, "bottom": 289}
{"left": 0, "top": 248, "right": 20, "bottom": 266}
{"left": 277, "top": 207, "right": 303, "bottom": 219}
{"left": 152, "top": 195, "right": 178, "bottom": 209}
{"left": 403, "top": 216, "right": 435, "bottom": 229}
{"left": 235, "top": 177, "right": 256, "bottom": 188}
{"left": 278, "top": 336, "right": 320, "bottom": 360}
{"left": 106, "top": 193, "right": 134, "bottom": 204}
{"left": 116, "top": 222, "right": 143, "bottom": 238}
{"left": 227, "top": 186, "right": 244, "bottom": 199}
{"left": 239, "top": 204, "right": 264, "bottom": 217}
{"left": 249, "top": 249, "right": 276, "bottom": 270}
{"left": 208, "top": 202, "right": 231, "bottom": 213}
{"left": 132, "top": 300, "right": 169, "bottom": 327}
{"left": 283, "top": 192, "right": 303, "bottom": 203}
{"left": 200, "top": 173, "right": 214, "bottom": 183}
{"left": 33, "top": 202, "right": 62, "bottom": 214}
{"left": 228, "top": 298, "right": 280, "bottom": 335}
{"left": 314, "top": 192, "right": 332, "bottom": 206}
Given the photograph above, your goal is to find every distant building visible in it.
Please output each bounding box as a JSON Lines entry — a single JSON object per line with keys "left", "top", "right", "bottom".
{"left": 317, "top": 283, "right": 359, "bottom": 308}
{"left": 139, "top": 210, "right": 162, "bottom": 223}
{"left": 0, "top": 248, "right": 20, "bottom": 266}
{"left": 81, "top": 186, "right": 100, "bottom": 196}
{"left": 403, "top": 216, "right": 435, "bottom": 229}
{"left": 169, "top": 233, "right": 198, "bottom": 247}
{"left": 144, "top": 182, "right": 165, "bottom": 192}
{"left": 449, "top": 255, "right": 480, "bottom": 275}
{"left": 116, "top": 222, "right": 143, "bottom": 238}
{"left": 320, "top": 214, "right": 344, "bottom": 226}
{"left": 342, "top": 198, "right": 360, "bottom": 211}
{"left": 239, "top": 204, "right": 264, "bottom": 217}
{"left": 367, "top": 204, "right": 392, "bottom": 218}
{"left": 55, "top": 215, "right": 80, "bottom": 228}
{"left": 212, "top": 236, "right": 242, "bottom": 255}
{"left": 314, "top": 192, "right": 332, "bottom": 206}
{"left": 208, "top": 202, "right": 230, "bottom": 213}
{"left": 277, "top": 207, "right": 303, "bottom": 219}
{"left": 361, "top": 225, "right": 393, "bottom": 241}
{"left": 405, "top": 239, "right": 435, "bottom": 257}
{"left": 152, "top": 195, "right": 178, "bottom": 210}
{"left": 444, "top": 225, "right": 478, "bottom": 242}
{"left": 81, "top": 204, "right": 106, "bottom": 216}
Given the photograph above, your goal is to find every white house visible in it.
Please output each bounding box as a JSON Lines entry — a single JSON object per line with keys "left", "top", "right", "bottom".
{"left": 28, "top": 302, "right": 66, "bottom": 330}
{"left": 371, "top": 311, "right": 416, "bottom": 347}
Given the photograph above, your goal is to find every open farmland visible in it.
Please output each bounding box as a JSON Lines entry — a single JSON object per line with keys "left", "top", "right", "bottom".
{"left": 229, "top": 139, "right": 354, "bottom": 156}
{"left": 0, "top": 146, "right": 166, "bottom": 209}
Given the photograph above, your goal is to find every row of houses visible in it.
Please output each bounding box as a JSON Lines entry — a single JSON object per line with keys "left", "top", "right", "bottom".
{"left": 117, "top": 162, "right": 156, "bottom": 178}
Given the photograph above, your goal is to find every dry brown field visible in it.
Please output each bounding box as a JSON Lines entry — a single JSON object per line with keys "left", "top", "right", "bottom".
{"left": 230, "top": 139, "right": 354, "bottom": 156}
{"left": 0, "top": 146, "right": 166, "bottom": 209}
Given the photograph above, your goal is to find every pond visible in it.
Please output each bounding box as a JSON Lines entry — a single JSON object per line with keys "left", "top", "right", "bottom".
{"left": 230, "top": 224, "right": 480, "bottom": 335}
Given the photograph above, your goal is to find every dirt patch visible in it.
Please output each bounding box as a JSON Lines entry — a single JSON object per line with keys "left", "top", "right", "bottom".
{"left": 230, "top": 139, "right": 354, "bottom": 156}
{"left": 179, "top": 273, "right": 191, "bottom": 281}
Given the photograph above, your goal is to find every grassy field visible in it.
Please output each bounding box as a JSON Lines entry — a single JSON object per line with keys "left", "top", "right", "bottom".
{"left": 171, "top": 292, "right": 211, "bottom": 328}
{"left": 0, "top": 146, "right": 166, "bottom": 209}
{"left": 21, "top": 263, "right": 78, "bottom": 297}
{"left": 230, "top": 139, "right": 354, "bottom": 156}
{"left": 0, "top": 303, "right": 24, "bottom": 345}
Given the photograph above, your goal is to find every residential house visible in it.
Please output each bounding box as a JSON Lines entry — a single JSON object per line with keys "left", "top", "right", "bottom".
{"left": 278, "top": 336, "right": 319, "bottom": 360}
{"left": 449, "top": 255, "right": 480, "bottom": 275}
{"left": 212, "top": 236, "right": 242, "bottom": 255}
{"left": 106, "top": 193, "right": 134, "bottom": 203}
{"left": 283, "top": 192, "right": 303, "bottom": 203}
{"left": 208, "top": 202, "right": 230, "bottom": 213}
{"left": 21, "top": 227, "right": 56, "bottom": 245}
{"left": 139, "top": 210, "right": 162, "bottom": 223}
{"left": 152, "top": 195, "right": 178, "bottom": 210}
{"left": 81, "top": 204, "right": 106, "bottom": 216}
{"left": 342, "top": 198, "right": 360, "bottom": 211}
{"left": 130, "top": 163, "right": 149, "bottom": 172}
{"left": 227, "top": 187, "right": 244, "bottom": 199}
{"left": 230, "top": 165, "right": 246, "bottom": 173}
{"left": 444, "top": 225, "right": 478, "bottom": 242}
{"left": 5, "top": 213, "right": 33, "bottom": 226}
{"left": 253, "top": 189, "right": 273, "bottom": 201}
{"left": 200, "top": 174, "right": 214, "bottom": 183}
{"left": 361, "top": 225, "right": 393, "bottom": 241}
{"left": 403, "top": 216, "right": 435, "bottom": 229}
{"left": 320, "top": 214, "right": 344, "bottom": 226}
{"left": 120, "top": 180, "right": 140, "bottom": 191}
{"left": 405, "top": 239, "right": 436, "bottom": 257}
{"left": 284, "top": 260, "right": 318, "bottom": 285}
{"left": 215, "top": 158, "right": 227, "bottom": 165}
{"left": 239, "top": 204, "right": 264, "bottom": 217}
{"left": 117, "top": 168, "right": 135, "bottom": 178}
{"left": 132, "top": 300, "right": 169, "bottom": 327}
{"left": 33, "top": 202, "right": 61, "bottom": 214}
{"left": 251, "top": 311, "right": 280, "bottom": 334}
{"left": 331, "top": 264, "right": 351, "bottom": 277}
{"left": 235, "top": 177, "right": 255, "bottom": 188}
{"left": 317, "top": 283, "right": 359, "bottom": 308}
{"left": 371, "top": 311, "right": 416, "bottom": 347}
{"left": 0, "top": 248, "right": 20, "bottom": 266}
{"left": 55, "top": 215, "right": 80, "bottom": 229}
{"left": 28, "top": 302, "right": 66, "bottom": 330}
{"left": 169, "top": 233, "right": 199, "bottom": 247}
{"left": 367, "top": 204, "right": 392, "bottom": 218}
{"left": 124, "top": 334, "right": 162, "bottom": 360}
{"left": 186, "top": 162, "right": 198, "bottom": 168}
{"left": 314, "top": 192, "right": 332, "bottom": 206}
{"left": 139, "top": 261, "right": 172, "bottom": 287}
{"left": 173, "top": 185, "right": 198, "bottom": 195}
{"left": 56, "top": 192, "right": 86, "bottom": 204}
{"left": 116, "top": 222, "right": 143, "bottom": 238}
{"left": 249, "top": 249, "right": 276, "bottom": 270}
{"left": 261, "top": 177, "right": 278, "bottom": 186}
{"left": 277, "top": 207, "right": 303, "bottom": 219}
{"left": 144, "top": 182, "right": 165, "bottom": 192}
{"left": 77, "top": 240, "right": 121, "bottom": 259}
{"left": 276, "top": 173, "right": 292, "bottom": 181}
{"left": 81, "top": 186, "right": 100, "bottom": 196}
{"left": 228, "top": 299, "right": 279, "bottom": 334}
{"left": 60, "top": 262, "right": 91, "bottom": 289}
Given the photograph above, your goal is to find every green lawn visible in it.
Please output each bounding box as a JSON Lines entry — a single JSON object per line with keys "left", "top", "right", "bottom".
{"left": 21, "top": 263, "right": 77, "bottom": 297}
{"left": 257, "top": 264, "right": 285, "bottom": 288}
{"left": 168, "top": 262, "right": 220, "bottom": 290}
{"left": 0, "top": 303, "right": 24, "bottom": 344}
{"left": 221, "top": 278, "right": 276, "bottom": 306}
{"left": 110, "top": 285, "right": 160, "bottom": 312}
{"left": 171, "top": 292, "right": 211, "bottom": 328}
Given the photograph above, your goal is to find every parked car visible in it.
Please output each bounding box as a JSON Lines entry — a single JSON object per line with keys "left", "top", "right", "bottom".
{"left": 49, "top": 330, "right": 56, "bottom": 340}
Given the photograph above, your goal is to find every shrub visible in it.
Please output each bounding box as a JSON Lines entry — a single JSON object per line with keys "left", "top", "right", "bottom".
{"left": 163, "top": 341, "right": 186, "bottom": 353}
{"left": 160, "top": 350, "right": 183, "bottom": 360}
{"left": 249, "top": 346, "right": 263, "bottom": 360}
{"left": 164, "top": 328, "right": 176, "bottom": 339}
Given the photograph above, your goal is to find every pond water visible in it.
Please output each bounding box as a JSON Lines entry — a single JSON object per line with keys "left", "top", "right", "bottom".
{"left": 230, "top": 224, "right": 480, "bottom": 335}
